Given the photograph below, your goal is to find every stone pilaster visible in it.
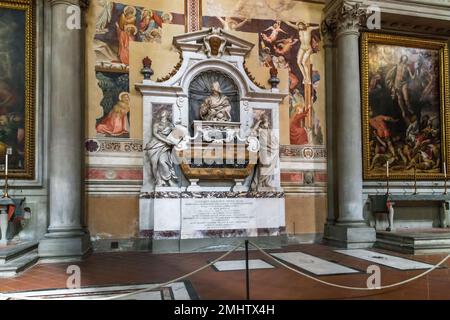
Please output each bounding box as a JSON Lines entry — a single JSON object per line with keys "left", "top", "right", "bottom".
{"left": 322, "top": 1, "right": 376, "bottom": 248}
{"left": 321, "top": 21, "right": 336, "bottom": 225}
{"left": 38, "top": 0, "right": 91, "bottom": 262}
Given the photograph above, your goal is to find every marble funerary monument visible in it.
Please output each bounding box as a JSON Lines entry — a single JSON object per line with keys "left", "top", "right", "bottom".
{"left": 136, "top": 28, "right": 287, "bottom": 252}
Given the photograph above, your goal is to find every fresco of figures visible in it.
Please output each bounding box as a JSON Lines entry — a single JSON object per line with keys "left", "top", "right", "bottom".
{"left": 362, "top": 33, "right": 450, "bottom": 179}
{"left": 94, "top": 1, "right": 184, "bottom": 71}
{"left": 259, "top": 20, "right": 323, "bottom": 146}
{"left": 203, "top": 11, "right": 323, "bottom": 146}
{"left": 92, "top": 1, "right": 185, "bottom": 139}
{"left": 95, "top": 72, "right": 130, "bottom": 138}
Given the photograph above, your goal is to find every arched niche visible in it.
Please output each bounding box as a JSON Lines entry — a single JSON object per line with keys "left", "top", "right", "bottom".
{"left": 188, "top": 70, "right": 240, "bottom": 132}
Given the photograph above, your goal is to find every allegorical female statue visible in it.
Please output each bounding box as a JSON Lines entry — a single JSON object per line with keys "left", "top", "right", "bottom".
{"left": 199, "top": 81, "right": 232, "bottom": 122}
{"left": 251, "top": 112, "right": 279, "bottom": 190}
{"left": 144, "top": 108, "right": 178, "bottom": 187}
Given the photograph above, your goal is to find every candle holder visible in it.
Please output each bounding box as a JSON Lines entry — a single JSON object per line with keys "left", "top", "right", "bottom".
{"left": 2, "top": 175, "right": 9, "bottom": 199}
{"left": 444, "top": 162, "right": 448, "bottom": 195}
{"left": 386, "top": 161, "right": 390, "bottom": 195}
{"left": 2, "top": 148, "right": 12, "bottom": 199}
{"left": 413, "top": 166, "right": 417, "bottom": 195}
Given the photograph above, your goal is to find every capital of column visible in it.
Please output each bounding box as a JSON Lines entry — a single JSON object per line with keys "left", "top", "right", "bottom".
{"left": 48, "top": 0, "right": 89, "bottom": 9}
{"left": 321, "top": 20, "right": 336, "bottom": 48}
{"left": 323, "top": 1, "right": 366, "bottom": 40}
{"left": 320, "top": 20, "right": 335, "bottom": 48}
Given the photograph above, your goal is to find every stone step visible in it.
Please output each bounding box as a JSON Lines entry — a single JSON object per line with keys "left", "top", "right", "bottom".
{"left": 0, "top": 241, "right": 39, "bottom": 264}
{"left": 0, "top": 250, "right": 39, "bottom": 278}
{"left": 376, "top": 231, "right": 450, "bottom": 254}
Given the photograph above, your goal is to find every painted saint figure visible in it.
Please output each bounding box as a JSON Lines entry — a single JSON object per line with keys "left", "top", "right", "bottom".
{"left": 139, "top": 9, "right": 163, "bottom": 42}
{"left": 199, "top": 81, "right": 232, "bottom": 122}
{"left": 284, "top": 20, "right": 320, "bottom": 85}
{"left": 385, "top": 55, "right": 415, "bottom": 119}
{"left": 145, "top": 109, "right": 178, "bottom": 187}
{"left": 115, "top": 6, "right": 137, "bottom": 65}
{"left": 96, "top": 92, "right": 130, "bottom": 136}
{"left": 290, "top": 106, "right": 310, "bottom": 145}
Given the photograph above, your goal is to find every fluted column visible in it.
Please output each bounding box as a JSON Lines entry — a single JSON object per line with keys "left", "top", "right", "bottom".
{"left": 322, "top": 1, "right": 375, "bottom": 248}
{"left": 38, "top": 0, "right": 91, "bottom": 261}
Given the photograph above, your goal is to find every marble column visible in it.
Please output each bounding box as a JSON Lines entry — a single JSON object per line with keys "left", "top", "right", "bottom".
{"left": 334, "top": 18, "right": 365, "bottom": 225}
{"left": 38, "top": 0, "right": 91, "bottom": 261}
{"left": 323, "top": 1, "right": 376, "bottom": 248}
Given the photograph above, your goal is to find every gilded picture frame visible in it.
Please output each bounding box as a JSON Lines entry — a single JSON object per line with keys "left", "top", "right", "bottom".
{"left": 361, "top": 32, "right": 450, "bottom": 180}
{"left": 0, "top": 0, "right": 35, "bottom": 179}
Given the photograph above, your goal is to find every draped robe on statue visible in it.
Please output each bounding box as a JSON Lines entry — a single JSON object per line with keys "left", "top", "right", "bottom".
{"left": 200, "top": 95, "right": 232, "bottom": 122}
{"left": 252, "top": 128, "right": 279, "bottom": 189}
{"left": 145, "top": 122, "right": 178, "bottom": 186}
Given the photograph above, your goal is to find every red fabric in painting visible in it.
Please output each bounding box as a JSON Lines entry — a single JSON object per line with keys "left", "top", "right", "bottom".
{"left": 290, "top": 110, "right": 309, "bottom": 145}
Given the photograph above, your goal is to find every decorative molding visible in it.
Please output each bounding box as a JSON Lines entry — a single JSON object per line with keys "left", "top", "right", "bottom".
{"left": 172, "top": 27, "right": 255, "bottom": 57}
{"left": 153, "top": 230, "right": 180, "bottom": 240}
{"left": 324, "top": 0, "right": 450, "bottom": 40}
{"left": 376, "top": 20, "right": 450, "bottom": 37}
{"left": 86, "top": 183, "right": 141, "bottom": 196}
{"left": 140, "top": 191, "right": 181, "bottom": 199}
{"left": 85, "top": 138, "right": 143, "bottom": 153}
{"left": 156, "top": 54, "right": 184, "bottom": 82}
{"left": 185, "top": 0, "right": 201, "bottom": 33}
{"left": 280, "top": 145, "right": 327, "bottom": 160}
{"left": 281, "top": 171, "right": 327, "bottom": 186}
{"left": 139, "top": 230, "right": 153, "bottom": 238}
{"left": 283, "top": 185, "right": 327, "bottom": 194}
{"left": 48, "top": 0, "right": 89, "bottom": 8}
{"left": 148, "top": 227, "right": 284, "bottom": 239}
{"left": 243, "top": 61, "right": 267, "bottom": 90}
{"left": 140, "top": 191, "right": 285, "bottom": 199}
{"left": 86, "top": 167, "right": 143, "bottom": 181}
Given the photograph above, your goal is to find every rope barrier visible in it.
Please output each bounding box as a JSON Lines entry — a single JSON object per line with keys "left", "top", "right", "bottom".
{"left": 1, "top": 240, "right": 449, "bottom": 299}
{"left": 249, "top": 240, "right": 450, "bottom": 291}
{"left": 101, "top": 241, "right": 244, "bottom": 300}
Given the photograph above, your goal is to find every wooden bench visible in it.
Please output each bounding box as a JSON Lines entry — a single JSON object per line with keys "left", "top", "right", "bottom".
{"left": 368, "top": 194, "right": 450, "bottom": 232}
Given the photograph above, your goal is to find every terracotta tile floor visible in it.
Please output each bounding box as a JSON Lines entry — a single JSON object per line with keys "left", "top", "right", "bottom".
{"left": 1, "top": 244, "right": 450, "bottom": 300}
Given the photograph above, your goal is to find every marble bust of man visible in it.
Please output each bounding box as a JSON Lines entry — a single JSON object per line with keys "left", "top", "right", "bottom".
{"left": 199, "top": 81, "right": 232, "bottom": 122}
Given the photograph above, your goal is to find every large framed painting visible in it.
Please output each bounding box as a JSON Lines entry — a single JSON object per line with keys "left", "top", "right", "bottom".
{"left": 361, "top": 33, "right": 450, "bottom": 180}
{"left": 0, "top": 0, "right": 35, "bottom": 179}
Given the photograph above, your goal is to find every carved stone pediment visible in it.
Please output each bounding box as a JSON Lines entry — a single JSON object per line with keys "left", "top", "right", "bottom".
{"left": 172, "top": 27, "right": 254, "bottom": 58}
